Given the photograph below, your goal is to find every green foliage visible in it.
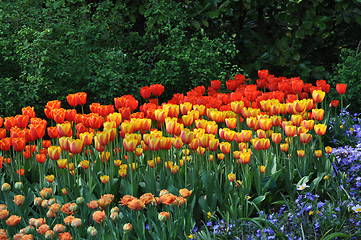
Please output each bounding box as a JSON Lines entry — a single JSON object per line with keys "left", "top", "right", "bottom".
{"left": 329, "top": 47, "right": 361, "bottom": 114}
{"left": 0, "top": 0, "right": 240, "bottom": 117}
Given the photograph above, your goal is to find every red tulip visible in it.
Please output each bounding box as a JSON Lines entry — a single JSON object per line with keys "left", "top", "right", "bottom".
{"left": 67, "top": 94, "right": 78, "bottom": 107}
{"left": 12, "top": 138, "right": 26, "bottom": 152}
{"left": 140, "top": 86, "right": 152, "bottom": 99}
{"left": 150, "top": 84, "right": 164, "bottom": 97}
{"left": 336, "top": 83, "right": 347, "bottom": 95}
{"left": 75, "top": 92, "right": 87, "bottom": 105}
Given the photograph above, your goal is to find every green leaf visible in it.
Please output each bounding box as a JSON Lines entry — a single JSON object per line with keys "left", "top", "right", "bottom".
{"left": 191, "top": 20, "right": 201, "bottom": 29}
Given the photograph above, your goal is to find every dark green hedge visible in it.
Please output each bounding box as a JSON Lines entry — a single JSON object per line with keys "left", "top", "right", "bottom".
{"left": 1, "top": 0, "right": 360, "bottom": 117}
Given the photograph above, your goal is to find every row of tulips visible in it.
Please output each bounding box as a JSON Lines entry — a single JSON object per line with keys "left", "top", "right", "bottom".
{"left": 0, "top": 70, "right": 349, "bottom": 239}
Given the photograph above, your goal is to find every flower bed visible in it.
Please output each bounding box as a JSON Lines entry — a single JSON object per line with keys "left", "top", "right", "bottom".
{"left": 0, "top": 70, "right": 359, "bottom": 239}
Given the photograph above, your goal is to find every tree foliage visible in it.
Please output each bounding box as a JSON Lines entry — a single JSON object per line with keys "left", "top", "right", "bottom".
{"left": 0, "top": 0, "right": 360, "bottom": 116}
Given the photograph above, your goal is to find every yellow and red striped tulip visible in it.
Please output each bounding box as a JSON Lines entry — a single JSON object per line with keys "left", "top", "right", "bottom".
{"left": 314, "top": 124, "right": 327, "bottom": 136}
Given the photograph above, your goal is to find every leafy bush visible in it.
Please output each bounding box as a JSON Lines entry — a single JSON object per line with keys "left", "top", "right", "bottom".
{"left": 328, "top": 47, "right": 361, "bottom": 114}
{"left": 0, "top": 0, "right": 241, "bottom": 118}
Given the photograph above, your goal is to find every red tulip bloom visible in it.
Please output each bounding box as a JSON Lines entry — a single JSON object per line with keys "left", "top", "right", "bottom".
{"left": 140, "top": 86, "right": 152, "bottom": 99}
{"left": 75, "top": 92, "right": 87, "bottom": 105}
{"left": 67, "top": 94, "right": 78, "bottom": 107}
{"left": 12, "top": 138, "right": 26, "bottom": 152}
{"left": 0, "top": 138, "right": 11, "bottom": 151}
{"left": 336, "top": 83, "right": 347, "bottom": 95}
{"left": 211, "top": 80, "right": 221, "bottom": 91}
{"left": 150, "top": 84, "right": 164, "bottom": 97}
{"left": 4, "top": 117, "right": 15, "bottom": 131}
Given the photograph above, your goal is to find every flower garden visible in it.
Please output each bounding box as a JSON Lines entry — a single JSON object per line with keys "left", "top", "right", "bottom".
{"left": 0, "top": 70, "right": 360, "bottom": 240}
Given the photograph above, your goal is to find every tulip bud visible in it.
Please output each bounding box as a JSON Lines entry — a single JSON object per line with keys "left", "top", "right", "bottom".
{"left": 14, "top": 182, "right": 23, "bottom": 190}
{"left": 1, "top": 183, "right": 11, "bottom": 192}
{"left": 76, "top": 197, "right": 84, "bottom": 205}
{"left": 123, "top": 223, "right": 133, "bottom": 233}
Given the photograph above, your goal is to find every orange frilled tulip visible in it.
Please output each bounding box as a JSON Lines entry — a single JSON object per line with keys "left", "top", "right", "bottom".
{"left": 48, "top": 146, "right": 61, "bottom": 161}
{"left": 14, "top": 115, "right": 29, "bottom": 129}
{"left": 4, "top": 117, "right": 15, "bottom": 131}
{"left": 336, "top": 83, "right": 347, "bottom": 95}
{"left": 69, "top": 139, "right": 84, "bottom": 154}
{"left": 314, "top": 124, "right": 327, "bottom": 136}
{"left": 312, "top": 109, "right": 324, "bottom": 121}
{"left": 0, "top": 138, "right": 11, "bottom": 151}
{"left": 11, "top": 138, "right": 26, "bottom": 152}
{"left": 66, "top": 93, "right": 77, "bottom": 107}
{"left": 22, "top": 106, "right": 35, "bottom": 118}
{"left": 92, "top": 211, "right": 106, "bottom": 224}
{"left": 52, "top": 108, "right": 66, "bottom": 124}
{"left": 47, "top": 126, "right": 58, "bottom": 139}
{"left": 158, "top": 212, "right": 170, "bottom": 222}
{"left": 87, "top": 114, "right": 103, "bottom": 130}
{"left": 127, "top": 199, "right": 145, "bottom": 210}
{"left": 65, "top": 109, "right": 77, "bottom": 122}
{"left": 160, "top": 193, "right": 177, "bottom": 205}
{"left": 0, "top": 128, "right": 5, "bottom": 140}
{"left": 75, "top": 92, "right": 87, "bottom": 105}
{"left": 0, "top": 209, "right": 9, "bottom": 220}
{"left": 13, "top": 195, "right": 24, "bottom": 206}
{"left": 6, "top": 215, "right": 21, "bottom": 226}
{"left": 36, "top": 154, "right": 46, "bottom": 163}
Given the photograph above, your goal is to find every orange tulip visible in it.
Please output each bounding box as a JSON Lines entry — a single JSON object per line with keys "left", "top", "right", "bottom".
{"left": 57, "top": 159, "right": 67, "bottom": 169}
{"left": 314, "top": 150, "right": 322, "bottom": 158}
{"left": 12, "top": 138, "right": 26, "bottom": 152}
{"left": 6, "top": 215, "right": 21, "bottom": 226}
{"left": 228, "top": 173, "right": 236, "bottom": 182}
{"left": 67, "top": 93, "right": 77, "bottom": 107}
{"left": 75, "top": 92, "right": 87, "bottom": 105}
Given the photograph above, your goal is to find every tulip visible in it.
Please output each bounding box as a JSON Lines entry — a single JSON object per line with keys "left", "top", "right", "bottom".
{"left": 314, "top": 150, "right": 322, "bottom": 158}
{"left": 227, "top": 173, "right": 236, "bottom": 182}
{"left": 75, "top": 92, "right": 87, "bottom": 105}
{"left": 297, "top": 150, "right": 305, "bottom": 157}
{"left": 69, "top": 139, "right": 84, "bottom": 154}
{"left": 150, "top": 84, "right": 164, "bottom": 96}
{"left": 123, "top": 223, "right": 133, "bottom": 233}
{"left": 284, "top": 125, "right": 296, "bottom": 137}
{"left": 66, "top": 94, "right": 77, "bottom": 107}
{"left": 123, "top": 137, "right": 138, "bottom": 152}
{"left": 312, "top": 90, "right": 325, "bottom": 103}
{"left": 312, "top": 109, "right": 324, "bottom": 121}
{"left": 271, "top": 133, "right": 282, "bottom": 144}
{"left": 325, "top": 146, "right": 332, "bottom": 154}
{"left": 299, "top": 133, "right": 312, "bottom": 144}
{"left": 48, "top": 146, "right": 61, "bottom": 161}
{"left": 45, "top": 175, "right": 55, "bottom": 183}
{"left": 260, "top": 165, "right": 266, "bottom": 173}
{"left": 280, "top": 143, "right": 289, "bottom": 152}
{"left": 140, "top": 86, "right": 152, "bottom": 99}
{"left": 220, "top": 142, "right": 231, "bottom": 154}
{"left": 314, "top": 124, "right": 327, "bottom": 136}
{"left": 100, "top": 175, "right": 109, "bottom": 184}
{"left": 57, "top": 159, "right": 67, "bottom": 169}
{"left": 336, "top": 83, "right": 347, "bottom": 95}
{"left": 259, "top": 118, "right": 272, "bottom": 131}
{"left": 12, "top": 137, "right": 26, "bottom": 152}
{"left": 6, "top": 215, "right": 21, "bottom": 226}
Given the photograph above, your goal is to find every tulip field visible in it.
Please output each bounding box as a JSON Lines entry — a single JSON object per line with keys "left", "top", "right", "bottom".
{"left": 0, "top": 70, "right": 360, "bottom": 239}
